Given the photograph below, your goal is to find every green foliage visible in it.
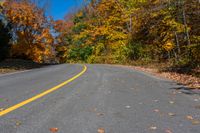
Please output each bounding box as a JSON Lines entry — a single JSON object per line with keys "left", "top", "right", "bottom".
{"left": 188, "top": 44, "right": 200, "bottom": 66}
{"left": 94, "top": 43, "right": 105, "bottom": 56}
{"left": 72, "top": 22, "right": 88, "bottom": 34}
{"left": 53, "top": 0, "right": 199, "bottom": 66}
{"left": 128, "top": 42, "right": 145, "bottom": 60}
{"left": 1, "top": 0, "right": 198, "bottom": 67}
{"left": 68, "top": 46, "right": 93, "bottom": 62}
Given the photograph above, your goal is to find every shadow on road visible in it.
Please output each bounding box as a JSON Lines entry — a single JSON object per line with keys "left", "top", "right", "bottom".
{"left": 160, "top": 65, "right": 200, "bottom": 78}
{"left": 169, "top": 85, "right": 200, "bottom": 95}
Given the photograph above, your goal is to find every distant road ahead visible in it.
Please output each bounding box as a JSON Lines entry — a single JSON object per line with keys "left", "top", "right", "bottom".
{"left": 0, "top": 64, "right": 199, "bottom": 133}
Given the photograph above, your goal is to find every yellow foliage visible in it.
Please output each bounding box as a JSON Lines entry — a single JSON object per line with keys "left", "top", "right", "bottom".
{"left": 76, "top": 11, "right": 83, "bottom": 18}
{"left": 163, "top": 41, "right": 174, "bottom": 51}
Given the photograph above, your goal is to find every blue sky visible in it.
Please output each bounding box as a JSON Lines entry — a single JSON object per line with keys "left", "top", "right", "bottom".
{"left": 49, "top": 0, "right": 84, "bottom": 20}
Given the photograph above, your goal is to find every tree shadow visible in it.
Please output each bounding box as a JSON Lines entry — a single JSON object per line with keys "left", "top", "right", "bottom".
{"left": 169, "top": 85, "right": 200, "bottom": 95}
{"left": 160, "top": 64, "right": 200, "bottom": 78}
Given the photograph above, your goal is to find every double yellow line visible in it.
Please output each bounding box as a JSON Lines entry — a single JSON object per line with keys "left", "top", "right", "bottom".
{"left": 0, "top": 65, "right": 87, "bottom": 117}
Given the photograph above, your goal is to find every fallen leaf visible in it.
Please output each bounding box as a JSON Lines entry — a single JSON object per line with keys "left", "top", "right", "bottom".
{"left": 191, "top": 120, "right": 200, "bottom": 125}
{"left": 125, "top": 105, "right": 131, "bottom": 109}
{"left": 168, "top": 113, "right": 175, "bottom": 116}
{"left": 194, "top": 99, "right": 199, "bottom": 102}
{"left": 186, "top": 115, "right": 194, "bottom": 120}
{"left": 98, "top": 128, "right": 105, "bottom": 133}
{"left": 165, "top": 129, "right": 173, "bottom": 133}
{"left": 149, "top": 126, "right": 157, "bottom": 130}
{"left": 15, "top": 121, "right": 21, "bottom": 126}
{"left": 153, "top": 99, "right": 159, "bottom": 102}
{"left": 50, "top": 127, "right": 59, "bottom": 133}
{"left": 154, "top": 109, "right": 160, "bottom": 113}
{"left": 97, "top": 113, "right": 104, "bottom": 116}
{"left": 169, "top": 101, "right": 175, "bottom": 104}
{"left": 0, "top": 108, "right": 4, "bottom": 111}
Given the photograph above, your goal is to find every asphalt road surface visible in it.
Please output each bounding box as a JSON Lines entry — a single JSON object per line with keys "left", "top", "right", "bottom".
{"left": 0, "top": 64, "right": 199, "bottom": 133}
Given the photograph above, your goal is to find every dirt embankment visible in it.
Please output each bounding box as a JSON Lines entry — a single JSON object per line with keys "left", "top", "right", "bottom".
{"left": 0, "top": 59, "right": 45, "bottom": 74}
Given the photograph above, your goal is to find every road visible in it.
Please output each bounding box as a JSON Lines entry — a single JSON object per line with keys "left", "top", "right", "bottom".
{"left": 0, "top": 64, "right": 199, "bottom": 133}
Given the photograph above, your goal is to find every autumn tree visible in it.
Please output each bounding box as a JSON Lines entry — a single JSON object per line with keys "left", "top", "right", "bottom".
{"left": 53, "top": 18, "right": 74, "bottom": 63}
{"left": 2, "top": 0, "right": 54, "bottom": 63}
{"left": 54, "top": 0, "right": 199, "bottom": 66}
{"left": 183, "top": 0, "right": 200, "bottom": 64}
{"left": 63, "top": 0, "right": 129, "bottom": 63}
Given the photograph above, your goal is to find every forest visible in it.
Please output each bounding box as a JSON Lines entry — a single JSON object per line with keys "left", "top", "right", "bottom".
{"left": 0, "top": 0, "right": 200, "bottom": 69}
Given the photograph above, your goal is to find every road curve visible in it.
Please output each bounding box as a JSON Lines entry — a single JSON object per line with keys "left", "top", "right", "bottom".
{"left": 0, "top": 64, "right": 199, "bottom": 133}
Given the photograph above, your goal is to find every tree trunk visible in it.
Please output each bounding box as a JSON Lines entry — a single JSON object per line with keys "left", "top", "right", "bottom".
{"left": 129, "top": 14, "right": 132, "bottom": 33}
{"left": 174, "top": 31, "right": 181, "bottom": 54}
{"left": 182, "top": 7, "right": 191, "bottom": 46}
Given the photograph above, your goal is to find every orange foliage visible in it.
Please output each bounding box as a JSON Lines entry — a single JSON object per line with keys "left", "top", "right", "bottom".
{"left": 3, "top": 1, "right": 54, "bottom": 63}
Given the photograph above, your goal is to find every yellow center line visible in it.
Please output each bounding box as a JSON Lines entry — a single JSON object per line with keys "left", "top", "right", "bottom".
{"left": 0, "top": 65, "right": 87, "bottom": 117}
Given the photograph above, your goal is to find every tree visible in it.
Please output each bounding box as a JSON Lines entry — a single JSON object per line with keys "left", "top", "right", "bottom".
{"left": 2, "top": 0, "right": 54, "bottom": 63}
{"left": 0, "top": 2, "right": 11, "bottom": 61}
{"left": 65, "top": 0, "right": 129, "bottom": 63}
{"left": 0, "top": 20, "right": 11, "bottom": 61}
{"left": 55, "top": 0, "right": 199, "bottom": 66}
{"left": 53, "top": 19, "right": 74, "bottom": 63}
